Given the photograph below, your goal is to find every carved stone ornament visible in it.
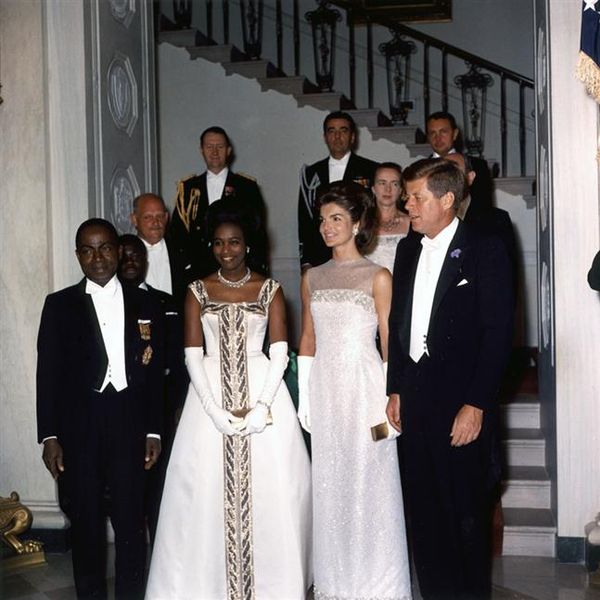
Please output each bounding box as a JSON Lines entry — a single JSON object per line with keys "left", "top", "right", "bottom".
{"left": 109, "top": 0, "right": 136, "bottom": 28}
{"left": 540, "top": 261, "right": 551, "bottom": 352}
{"left": 0, "top": 491, "right": 45, "bottom": 572}
{"left": 107, "top": 53, "right": 138, "bottom": 137}
{"left": 110, "top": 165, "right": 140, "bottom": 234}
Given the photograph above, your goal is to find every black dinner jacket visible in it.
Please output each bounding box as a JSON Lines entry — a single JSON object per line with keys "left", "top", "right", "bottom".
{"left": 298, "top": 152, "right": 378, "bottom": 267}
{"left": 387, "top": 220, "right": 513, "bottom": 421}
{"left": 169, "top": 170, "right": 269, "bottom": 278}
{"left": 36, "top": 279, "right": 165, "bottom": 445}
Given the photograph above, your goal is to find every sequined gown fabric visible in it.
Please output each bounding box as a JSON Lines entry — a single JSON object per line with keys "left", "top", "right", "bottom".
{"left": 308, "top": 258, "right": 411, "bottom": 600}
{"left": 146, "top": 279, "right": 312, "bottom": 600}
{"left": 364, "top": 233, "right": 408, "bottom": 274}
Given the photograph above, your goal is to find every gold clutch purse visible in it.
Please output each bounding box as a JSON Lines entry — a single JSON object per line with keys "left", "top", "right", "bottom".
{"left": 231, "top": 407, "right": 273, "bottom": 426}
{"left": 370, "top": 421, "right": 399, "bottom": 441}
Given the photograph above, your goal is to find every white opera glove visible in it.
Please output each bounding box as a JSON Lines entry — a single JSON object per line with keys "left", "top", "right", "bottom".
{"left": 242, "top": 341, "right": 289, "bottom": 435}
{"left": 185, "top": 347, "right": 243, "bottom": 436}
{"left": 297, "top": 355, "right": 313, "bottom": 433}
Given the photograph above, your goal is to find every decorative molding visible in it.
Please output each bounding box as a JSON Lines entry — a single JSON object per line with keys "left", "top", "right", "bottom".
{"left": 109, "top": 164, "right": 140, "bottom": 233}
{"left": 109, "top": 0, "right": 136, "bottom": 28}
{"left": 541, "top": 261, "right": 550, "bottom": 351}
{"left": 536, "top": 25, "right": 547, "bottom": 116}
{"left": 539, "top": 144, "right": 548, "bottom": 231}
{"left": 106, "top": 52, "right": 138, "bottom": 137}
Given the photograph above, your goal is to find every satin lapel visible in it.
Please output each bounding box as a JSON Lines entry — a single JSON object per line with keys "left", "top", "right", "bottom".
{"left": 198, "top": 173, "right": 209, "bottom": 215}
{"left": 76, "top": 279, "right": 106, "bottom": 363}
{"left": 400, "top": 236, "right": 423, "bottom": 351}
{"left": 430, "top": 222, "right": 468, "bottom": 320}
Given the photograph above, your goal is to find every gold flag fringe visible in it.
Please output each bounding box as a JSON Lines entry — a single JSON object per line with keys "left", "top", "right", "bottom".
{"left": 577, "top": 51, "right": 600, "bottom": 103}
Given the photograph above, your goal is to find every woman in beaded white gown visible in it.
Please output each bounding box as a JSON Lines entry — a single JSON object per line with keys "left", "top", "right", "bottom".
{"left": 146, "top": 203, "right": 312, "bottom": 600}
{"left": 298, "top": 183, "right": 411, "bottom": 600}
{"left": 364, "top": 162, "right": 411, "bottom": 274}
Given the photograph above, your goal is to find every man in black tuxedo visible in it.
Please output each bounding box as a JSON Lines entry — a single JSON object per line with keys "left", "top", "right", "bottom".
{"left": 130, "top": 193, "right": 193, "bottom": 308}
{"left": 298, "top": 110, "right": 378, "bottom": 269}
{"left": 386, "top": 159, "right": 513, "bottom": 599}
{"left": 37, "top": 219, "right": 164, "bottom": 599}
{"left": 169, "top": 126, "right": 269, "bottom": 277}
{"left": 426, "top": 110, "right": 494, "bottom": 214}
{"left": 118, "top": 234, "right": 188, "bottom": 543}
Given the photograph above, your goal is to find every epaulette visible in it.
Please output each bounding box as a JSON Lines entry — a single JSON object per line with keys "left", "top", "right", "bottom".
{"left": 236, "top": 171, "right": 257, "bottom": 182}
{"left": 177, "top": 173, "right": 200, "bottom": 185}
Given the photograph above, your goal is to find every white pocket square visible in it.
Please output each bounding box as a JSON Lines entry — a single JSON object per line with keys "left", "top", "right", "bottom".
{"left": 457, "top": 278, "right": 469, "bottom": 287}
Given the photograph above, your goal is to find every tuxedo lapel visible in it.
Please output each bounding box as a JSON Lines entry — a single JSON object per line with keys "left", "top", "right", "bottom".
{"left": 198, "top": 173, "right": 209, "bottom": 215}
{"left": 316, "top": 159, "right": 329, "bottom": 186}
{"left": 430, "top": 222, "right": 468, "bottom": 320}
{"left": 123, "top": 286, "right": 140, "bottom": 377}
{"left": 400, "top": 236, "right": 423, "bottom": 352}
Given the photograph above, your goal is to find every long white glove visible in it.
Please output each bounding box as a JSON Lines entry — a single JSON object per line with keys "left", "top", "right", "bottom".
{"left": 185, "top": 347, "right": 243, "bottom": 436}
{"left": 297, "top": 355, "right": 313, "bottom": 433}
{"left": 242, "top": 341, "right": 289, "bottom": 435}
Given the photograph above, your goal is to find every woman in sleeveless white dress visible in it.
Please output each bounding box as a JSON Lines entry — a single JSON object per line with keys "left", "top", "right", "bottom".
{"left": 364, "top": 162, "right": 410, "bottom": 274}
{"left": 298, "top": 183, "right": 411, "bottom": 600}
{"left": 146, "top": 202, "right": 312, "bottom": 600}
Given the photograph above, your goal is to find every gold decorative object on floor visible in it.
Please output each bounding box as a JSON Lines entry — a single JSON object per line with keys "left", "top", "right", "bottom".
{"left": 0, "top": 491, "right": 46, "bottom": 572}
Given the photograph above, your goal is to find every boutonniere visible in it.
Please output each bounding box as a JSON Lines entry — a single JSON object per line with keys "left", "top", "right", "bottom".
{"left": 142, "top": 345, "right": 153, "bottom": 365}
{"left": 138, "top": 319, "right": 152, "bottom": 341}
{"left": 450, "top": 248, "right": 462, "bottom": 259}
{"left": 223, "top": 185, "right": 235, "bottom": 197}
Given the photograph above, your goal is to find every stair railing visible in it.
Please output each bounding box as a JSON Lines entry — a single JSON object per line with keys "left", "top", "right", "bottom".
{"left": 157, "top": 0, "right": 535, "bottom": 177}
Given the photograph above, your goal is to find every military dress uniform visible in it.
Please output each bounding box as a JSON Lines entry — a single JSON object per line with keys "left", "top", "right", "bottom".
{"left": 169, "top": 171, "right": 269, "bottom": 278}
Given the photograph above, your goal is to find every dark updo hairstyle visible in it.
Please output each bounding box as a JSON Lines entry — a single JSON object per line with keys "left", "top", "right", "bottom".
{"left": 205, "top": 198, "right": 265, "bottom": 274}
{"left": 315, "top": 182, "right": 376, "bottom": 253}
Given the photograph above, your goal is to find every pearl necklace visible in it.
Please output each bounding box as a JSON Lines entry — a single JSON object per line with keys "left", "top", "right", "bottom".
{"left": 217, "top": 267, "right": 251, "bottom": 288}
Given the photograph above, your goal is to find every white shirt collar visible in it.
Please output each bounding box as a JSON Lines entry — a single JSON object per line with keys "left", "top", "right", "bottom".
{"left": 138, "top": 282, "right": 148, "bottom": 291}
{"left": 207, "top": 167, "right": 228, "bottom": 180}
{"left": 329, "top": 152, "right": 351, "bottom": 166}
{"left": 140, "top": 236, "right": 166, "bottom": 251}
{"left": 431, "top": 148, "right": 457, "bottom": 159}
{"left": 85, "top": 274, "right": 119, "bottom": 296}
{"left": 421, "top": 216, "right": 459, "bottom": 250}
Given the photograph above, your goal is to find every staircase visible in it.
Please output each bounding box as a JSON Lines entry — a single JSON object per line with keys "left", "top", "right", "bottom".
{"left": 159, "top": 29, "right": 430, "bottom": 157}
{"left": 500, "top": 360, "right": 556, "bottom": 557}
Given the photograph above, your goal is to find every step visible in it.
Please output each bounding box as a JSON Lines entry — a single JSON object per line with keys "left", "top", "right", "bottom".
{"left": 502, "top": 508, "right": 556, "bottom": 557}
{"left": 502, "top": 466, "right": 551, "bottom": 509}
{"left": 370, "top": 125, "right": 423, "bottom": 145}
{"left": 346, "top": 109, "right": 389, "bottom": 129}
{"left": 223, "top": 59, "right": 275, "bottom": 80}
{"left": 158, "top": 29, "right": 209, "bottom": 47}
{"left": 295, "top": 92, "right": 345, "bottom": 112}
{"left": 405, "top": 142, "right": 431, "bottom": 157}
{"left": 187, "top": 44, "right": 239, "bottom": 64}
{"left": 502, "top": 429, "right": 545, "bottom": 467}
{"left": 258, "top": 76, "right": 308, "bottom": 96}
{"left": 494, "top": 176, "right": 536, "bottom": 197}
{"left": 501, "top": 394, "right": 540, "bottom": 429}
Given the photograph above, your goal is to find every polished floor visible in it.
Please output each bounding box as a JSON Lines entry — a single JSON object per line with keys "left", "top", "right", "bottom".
{"left": 1, "top": 549, "right": 599, "bottom": 600}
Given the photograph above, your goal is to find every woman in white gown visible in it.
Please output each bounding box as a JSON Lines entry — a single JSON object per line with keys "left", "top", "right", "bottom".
{"left": 146, "top": 201, "right": 312, "bottom": 600}
{"left": 364, "top": 162, "right": 410, "bottom": 274}
{"left": 297, "top": 183, "right": 411, "bottom": 600}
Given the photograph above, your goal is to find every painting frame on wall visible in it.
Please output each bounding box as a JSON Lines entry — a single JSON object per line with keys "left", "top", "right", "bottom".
{"left": 344, "top": 0, "right": 452, "bottom": 24}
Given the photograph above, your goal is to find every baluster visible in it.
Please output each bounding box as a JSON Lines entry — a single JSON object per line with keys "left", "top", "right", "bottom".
{"left": 519, "top": 83, "right": 526, "bottom": 177}
{"left": 240, "top": 0, "right": 263, "bottom": 59}
{"left": 206, "top": 0, "right": 213, "bottom": 40}
{"left": 500, "top": 75, "right": 507, "bottom": 178}
{"left": 349, "top": 10, "right": 356, "bottom": 105}
{"left": 423, "top": 42, "right": 430, "bottom": 121}
{"left": 367, "top": 20, "right": 374, "bottom": 108}
{"left": 276, "top": 0, "right": 283, "bottom": 71}
{"left": 441, "top": 49, "right": 448, "bottom": 111}
{"left": 223, "top": 0, "right": 229, "bottom": 44}
{"left": 293, "top": 0, "right": 300, "bottom": 76}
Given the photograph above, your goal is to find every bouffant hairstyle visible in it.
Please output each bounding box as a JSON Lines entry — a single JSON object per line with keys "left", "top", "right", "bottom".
{"left": 315, "top": 182, "right": 376, "bottom": 252}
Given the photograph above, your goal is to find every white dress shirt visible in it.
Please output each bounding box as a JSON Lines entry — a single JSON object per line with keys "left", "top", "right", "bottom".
{"left": 141, "top": 237, "right": 172, "bottom": 295}
{"left": 409, "top": 217, "right": 459, "bottom": 362}
{"left": 87, "top": 275, "right": 128, "bottom": 392}
{"left": 328, "top": 152, "right": 351, "bottom": 183}
{"left": 206, "top": 167, "right": 229, "bottom": 203}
